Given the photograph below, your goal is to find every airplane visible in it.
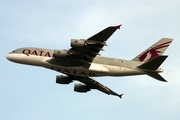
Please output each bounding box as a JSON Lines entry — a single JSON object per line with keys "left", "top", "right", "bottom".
{"left": 6, "top": 25, "right": 173, "bottom": 99}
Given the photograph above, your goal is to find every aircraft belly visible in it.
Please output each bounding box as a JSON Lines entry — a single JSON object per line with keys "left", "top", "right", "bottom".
{"left": 24, "top": 55, "right": 43, "bottom": 66}
{"left": 104, "top": 65, "right": 145, "bottom": 76}
{"left": 51, "top": 66, "right": 103, "bottom": 77}
{"left": 8, "top": 54, "right": 42, "bottom": 66}
{"left": 41, "top": 61, "right": 103, "bottom": 77}
{"left": 42, "top": 59, "right": 144, "bottom": 77}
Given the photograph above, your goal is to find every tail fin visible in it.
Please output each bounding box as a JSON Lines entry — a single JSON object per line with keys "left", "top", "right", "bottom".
{"left": 133, "top": 38, "right": 173, "bottom": 62}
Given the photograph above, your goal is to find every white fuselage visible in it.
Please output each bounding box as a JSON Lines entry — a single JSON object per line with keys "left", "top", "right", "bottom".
{"left": 6, "top": 47, "right": 146, "bottom": 77}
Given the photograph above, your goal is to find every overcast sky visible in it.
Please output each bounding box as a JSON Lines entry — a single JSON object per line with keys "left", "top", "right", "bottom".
{"left": 1, "top": 0, "right": 180, "bottom": 120}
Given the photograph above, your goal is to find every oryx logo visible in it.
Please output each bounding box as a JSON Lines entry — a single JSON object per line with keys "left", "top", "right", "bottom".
{"left": 138, "top": 41, "right": 171, "bottom": 61}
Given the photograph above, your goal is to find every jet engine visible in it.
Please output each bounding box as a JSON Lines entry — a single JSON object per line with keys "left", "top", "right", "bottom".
{"left": 71, "top": 39, "right": 87, "bottom": 48}
{"left": 53, "top": 50, "right": 69, "bottom": 58}
{"left": 74, "top": 84, "right": 90, "bottom": 93}
{"left": 56, "top": 75, "right": 73, "bottom": 84}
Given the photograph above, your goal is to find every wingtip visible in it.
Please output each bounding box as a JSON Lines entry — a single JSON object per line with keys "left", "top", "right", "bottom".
{"left": 119, "top": 94, "right": 123, "bottom": 99}
{"left": 116, "top": 24, "right": 122, "bottom": 29}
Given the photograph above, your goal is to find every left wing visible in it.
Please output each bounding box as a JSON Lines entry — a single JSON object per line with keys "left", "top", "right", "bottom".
{"left": 72, "top": 76, "right": 123, "bottom": 99}
{"left": 69, "top": 25, "right": 122, "bottom": 67}
{"left": 48, "top": 25, "right": 122, "bottom": 67}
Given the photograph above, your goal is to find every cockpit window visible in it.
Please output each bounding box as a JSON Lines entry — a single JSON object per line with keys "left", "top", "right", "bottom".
{"left": 11, "top": 48, "right": 22, "bottom": 53}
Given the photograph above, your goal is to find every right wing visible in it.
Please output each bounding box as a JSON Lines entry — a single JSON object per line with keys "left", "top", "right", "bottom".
{"left": 71, "top": 76, "right": 123, "bottom": 99}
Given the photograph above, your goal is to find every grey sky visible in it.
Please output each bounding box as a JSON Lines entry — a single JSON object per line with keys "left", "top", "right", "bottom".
{"left": 1, "top": 0, "right": 180, "bottom": 120}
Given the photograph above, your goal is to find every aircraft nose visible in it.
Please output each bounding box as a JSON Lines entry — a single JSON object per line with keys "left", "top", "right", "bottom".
{"left": 6, "top": 53, "right": 14, "bottom": 61}
{"left": 6, "top": 54, "right": 11, "bottom": 60}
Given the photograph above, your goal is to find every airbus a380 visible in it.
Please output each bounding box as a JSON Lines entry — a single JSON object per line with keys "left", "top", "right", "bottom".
{"left": 6, "top": 25, "right": 173, "bottom": 99}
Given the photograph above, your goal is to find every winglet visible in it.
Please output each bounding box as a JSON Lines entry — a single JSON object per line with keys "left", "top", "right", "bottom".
{"left": 116, "top": 24, "right": 122, "bottom": 29}
{"left": 119, "top": 94, "right": 124, "bottom": 99}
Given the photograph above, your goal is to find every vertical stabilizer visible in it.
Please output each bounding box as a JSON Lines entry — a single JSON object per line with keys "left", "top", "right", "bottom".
{"left": 133, "top": 38, "right": 173, "bottom": 62}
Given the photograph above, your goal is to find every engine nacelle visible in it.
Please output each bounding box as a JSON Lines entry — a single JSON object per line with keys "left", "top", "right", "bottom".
{"left": 74, "top": 84, "right": 90, "bottom": 93}
{"left": 71, "top": 39, "right": 86, "bottom": 48}
{"left": 56, "top": 75, "right": 73, "bottom": 84}
{"left": 53, "top": 50, "right": 69, "bottom": 58}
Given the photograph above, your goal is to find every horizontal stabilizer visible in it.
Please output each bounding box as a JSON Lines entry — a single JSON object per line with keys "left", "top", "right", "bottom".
{"left": 138, "top": 55, "right": 168, "bottom": 70}
{"left": 147, "top": 73, "right": 167, "bottom": 82}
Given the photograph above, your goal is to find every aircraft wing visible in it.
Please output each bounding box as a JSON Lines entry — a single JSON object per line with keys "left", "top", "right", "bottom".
{"left": 87, "top": 25, "right": 121, "bottom": 41}
{"left": 69, "top": 25, "right": 121, "bottom": 67}
{"left": 71, "top": 76, "right": 123, "bottom": 98}
{"left": 48, "top": 25, "right": 121, "bottom": 68}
